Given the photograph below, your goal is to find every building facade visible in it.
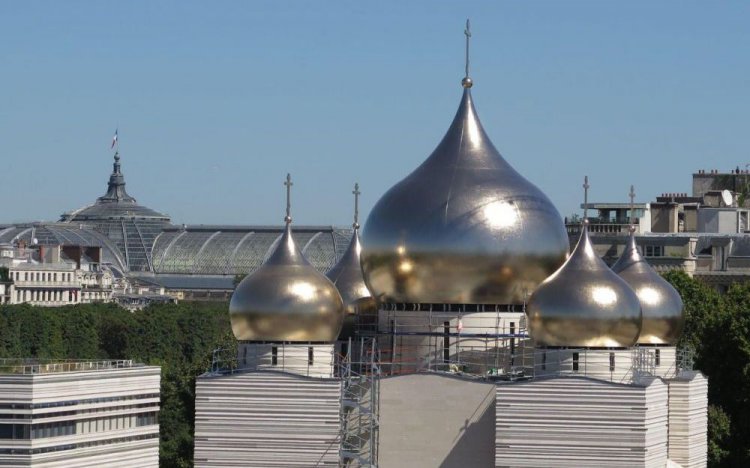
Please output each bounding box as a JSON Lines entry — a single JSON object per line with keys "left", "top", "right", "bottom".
{"left": 0, "top": 242, "right": 115, "bottom": 307}
{"left": 0, "top": 360, "right": 160, "bottom": 467}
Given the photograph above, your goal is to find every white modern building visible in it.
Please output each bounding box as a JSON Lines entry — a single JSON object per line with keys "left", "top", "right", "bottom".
{"left": 0, "top": 359, "right": 160, "bottom": 467}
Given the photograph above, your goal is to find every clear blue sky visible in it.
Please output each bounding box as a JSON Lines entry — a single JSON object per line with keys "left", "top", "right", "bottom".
{"left": 1, "top": 1, "right": 748, "bottom": 226}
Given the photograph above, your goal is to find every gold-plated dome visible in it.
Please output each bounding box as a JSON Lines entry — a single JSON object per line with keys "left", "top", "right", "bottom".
{"left": 360, "top": 81, "right": 568, "bottom": 305}
{"left": 612, "top": 230, "right": 684, "bottom": 344}
{"left": 326, "top": 184, "right": 377, "bottom": 340}
{"left": 527, "top": 221, "right": 643, "bottom": 347}
{"left": 229, "top": 175, "right": 344, "bottom": 342}
{"left": 528, "top": 178, "right": 642, "bottom": 347}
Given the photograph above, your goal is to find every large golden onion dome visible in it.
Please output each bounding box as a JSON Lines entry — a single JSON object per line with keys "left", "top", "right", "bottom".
{"left": 326, "top": 185, "right": 377, "bottom": 340}
{"left": 527, "top": 220, "right": 643, "bottom": 347}
{"left": 612, "top": 229, "right": 684, "bottom": 344}
{"left": 360, "top": 79, "right": 568, "bottom": 305}
{"left": 229, "top": 175, "right": 344, "bottom": 342}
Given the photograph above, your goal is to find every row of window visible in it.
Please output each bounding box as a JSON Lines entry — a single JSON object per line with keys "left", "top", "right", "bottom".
{"left": 541, "top": 349, "right": 662, "bottom": 371}
{"left": 242, "top": 346, "right": 316, "bottom": 366}
{"left": 0, "top": 393, "right": 160, "bottom": 410}
{"left": 11, "top": 271, "right": 74, "bottom": 283}
{"left": 0, "top": 412, "right": 159, "bottom": 440}
{"left": 0, "top": 432, "right": 159, "bottom": 455}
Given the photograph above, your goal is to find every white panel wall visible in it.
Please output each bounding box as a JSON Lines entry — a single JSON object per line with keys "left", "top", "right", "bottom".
{"left": 668, "top": 371, "right": 708, "bottom": 468}
{"left": 195, "top": 370, "right": 341, "bottom": 467}
{"left": 0, "top": 365, "right": 161, "bottom": 467}
{"left": 496, "top": 376, "right": 669, "bottom": 468}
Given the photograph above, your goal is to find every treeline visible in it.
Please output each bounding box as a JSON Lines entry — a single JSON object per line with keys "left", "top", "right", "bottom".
{"left": 664, "top": 271, "right": 750, "bottom": 467}
{"left": 0, "top": 301, "right": 235, "bottom": 468}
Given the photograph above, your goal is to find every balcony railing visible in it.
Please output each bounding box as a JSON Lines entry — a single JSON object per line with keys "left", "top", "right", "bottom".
{"left": 0, "top": 359, "right": 135, "bottom": 375}
{"left": 566, "top": 222, "right": 640, "bottom": 235}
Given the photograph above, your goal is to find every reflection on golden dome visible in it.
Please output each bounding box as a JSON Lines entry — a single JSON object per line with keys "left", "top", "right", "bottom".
{"left": 326, "top": 184, "right": 377, "bottom": 340}
{"left": 528, "top": 218, "right": 642, "bottom": 348}
{"left": 360, "top": 85, "right": 568, "bottom": 305}
{"left": 229, "top": 175, "right": 344, "bottom": 342}
{"left": 612, "top": 230, "right": 684, "bottom": 345}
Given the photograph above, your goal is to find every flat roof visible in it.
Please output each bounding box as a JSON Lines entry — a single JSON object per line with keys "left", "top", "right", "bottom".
{"left": 580, "top": 203, "right": 648, "bottom": 210}
{"left": 0, "top": 359, "right": 141, "bottom": 375}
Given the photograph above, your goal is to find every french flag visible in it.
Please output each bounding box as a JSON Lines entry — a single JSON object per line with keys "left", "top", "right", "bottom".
{"left": 111, "top": 129, "right": 118, "bottom": 149}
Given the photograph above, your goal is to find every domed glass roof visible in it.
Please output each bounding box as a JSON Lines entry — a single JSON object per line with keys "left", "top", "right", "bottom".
{"left": 60, "top": 153, "right": 171, "bottom": 272}
{"left": 0, "top": 223, "right": 128, "bottom": 274}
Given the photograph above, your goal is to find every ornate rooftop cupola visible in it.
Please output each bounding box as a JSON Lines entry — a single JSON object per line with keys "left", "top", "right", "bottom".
{"left": 97, "top": 152, "right": 137, "bottom": 204}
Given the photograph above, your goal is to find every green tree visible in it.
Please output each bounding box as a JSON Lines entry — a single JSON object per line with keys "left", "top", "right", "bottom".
{"left": 708, "top": 405, "right": 731, "bottom": 465}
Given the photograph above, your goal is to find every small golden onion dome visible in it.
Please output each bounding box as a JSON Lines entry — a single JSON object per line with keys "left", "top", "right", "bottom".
{"left": 326, "top": 183, "right": 377, "bottom": 340}
{"left": 230, "top": 175, "right": 344, "bottom": 342}
{"left": 230, "top": 223, "right": 344, "bottom": 342}
{"left": 360, "top": 86, "right": 569, "bottom": 305}
{"left": 527, "top": 222, "right": 643, "bottom": 347}
{"left": 326, "top": 228, "right": 377, "bottom": 340}
{"left": 611, "top": 230, "right": 685, "bottom": 344}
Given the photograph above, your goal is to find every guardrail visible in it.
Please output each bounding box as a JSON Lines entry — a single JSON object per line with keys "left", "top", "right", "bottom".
{"left": 0, "top": 359, "right": 135, "bottom": 375}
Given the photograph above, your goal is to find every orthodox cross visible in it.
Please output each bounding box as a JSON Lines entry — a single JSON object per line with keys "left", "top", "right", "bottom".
{"left": 464, "top": 19, "right": 472, "bottom": 79}
{"left": 284, "top": 173, "right": 293, "bottom": 224}
{"left": 352, "top": 183, "right": 361, "bottom": 230}
{"left": 583, "top": 176, "right": 590, "bottom": 224}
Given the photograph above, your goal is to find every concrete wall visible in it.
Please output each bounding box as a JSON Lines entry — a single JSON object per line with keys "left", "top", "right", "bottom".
{"left": 651, "top": 204, "right": 679, "bottom": 233}
{"left": 378, "top": 373, "right": 496, "bottom": 468}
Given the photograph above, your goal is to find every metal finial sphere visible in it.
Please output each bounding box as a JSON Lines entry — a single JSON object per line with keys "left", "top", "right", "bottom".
{"left": 114, "top": 152, "right": 120, "bottom": 161}
{"left": 461, "top": 77, "right": 473, "bottom": 88}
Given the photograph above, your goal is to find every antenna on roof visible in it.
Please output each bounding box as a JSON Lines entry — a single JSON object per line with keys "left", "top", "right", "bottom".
{"left": 721, "top": 189, "right": 733, "bottom": 207}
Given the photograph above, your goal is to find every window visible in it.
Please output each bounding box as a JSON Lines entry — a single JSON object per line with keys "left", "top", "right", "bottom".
{"left": 644, "top": 245, "right": 663, "bottom": 257}
{"left": 271, "top": 346, "right": 278, "bottom": 366}
{"left": 572, "top": 352, "right": 579, "bottom": 372}
{"left": 655, "top": 349, "right": 660, "bottom": 367}
{"left": 609, "top": 352, "right": 615, "bottom": 372}
{"left": 136, "top": 412, "right": 158, "bottom": 427}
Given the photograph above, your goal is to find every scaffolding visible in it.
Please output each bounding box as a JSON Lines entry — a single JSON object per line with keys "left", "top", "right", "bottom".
{"left": 359, "top": 304, "right": 532, "bottom": 379}
{"left": 339, "top": 338, "right": 380, "bottom": 467}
